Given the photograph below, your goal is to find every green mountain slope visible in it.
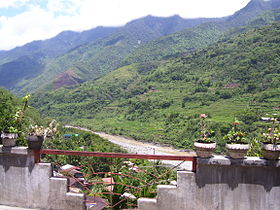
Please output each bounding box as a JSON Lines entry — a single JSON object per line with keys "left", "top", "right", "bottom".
{"left": 32, "top": 21, "right": 280, "bottom": 149}
{"left": 11, "top": 15, "right": 219, "bottom": 95}
{"left": 0, "top": 54, "right": 43, "bottom": 89}
{"left": 227, "top": 0, "right": 280, "bottom": 26}
{"left": 122, "top": 22, "right": 224, "bottom": 64}
{"left": 28, "top": 0, "right": 280, "bottom": 95}
{"left": 0, "top": 26, "right": 118, "bottom": 93}
{"left": 0, "top": 26, "right": 118, "bottom": 63}
{"left": 0, "top": 15, "right": 216, "bottom": 95}
{"left": 123, "top": 0, "right": 280, "bottom": 65}
{"left": 2, "top": 0, "right": 280, "bottom": 98}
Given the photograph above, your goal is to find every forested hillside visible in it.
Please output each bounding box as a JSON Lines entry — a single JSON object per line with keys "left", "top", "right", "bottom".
{"left": 0, "top": 26, "right": 118, "bottom": 92}
{"left": 0, "top": 15, "right": 216, "bottom": 95}
{"left": 32, "top": 21, "right": 280, "bottom": 151}
{"left": 2, "top": 0, "right": 280, "bottom": 95}
{"left": 0, "top": 26, "right": 118, "bottom": 63}
{"left": 123, "top": 7, "right": 280, "bottom": 65}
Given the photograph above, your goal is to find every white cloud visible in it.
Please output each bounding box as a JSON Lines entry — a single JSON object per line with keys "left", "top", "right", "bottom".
{"left": 47, "top": 0, "right": 81, "bottom": 15}
{"left": 0, "top": 6, "right": 57, "bottom": 50}
{"left": 0, "top": 0, "right": 251, "bottom": 50}
{"left": 0, "top": 0, "right": 30, "bottom": 8}
{"left": 73, "top": 0, "right": 251, "bottom": 29}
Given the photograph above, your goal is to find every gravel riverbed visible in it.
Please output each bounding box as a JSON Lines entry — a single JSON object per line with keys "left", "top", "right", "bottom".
{"left": 65, "top": 125, "right": 196, "bottom": 170}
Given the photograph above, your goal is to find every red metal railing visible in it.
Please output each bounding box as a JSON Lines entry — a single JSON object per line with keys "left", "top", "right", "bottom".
{"left": 35, "top": 149, "right": 197, "bottom": 172}
{"left": 34, "top": 149, "right": 196, "bottom": 209}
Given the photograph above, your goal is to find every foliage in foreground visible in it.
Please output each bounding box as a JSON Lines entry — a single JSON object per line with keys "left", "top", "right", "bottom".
{"left": 42, "top": 128, "right": 176, "bottom": 209}
{"left": 0, "top": 88, "right": 43, "bottom": 145}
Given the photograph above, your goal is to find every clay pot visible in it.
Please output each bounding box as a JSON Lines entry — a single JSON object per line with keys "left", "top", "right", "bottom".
{"left": 1, "top": 133, "right": 18, "bottom": 147}
{"left": 261, "top": 143, "right": 280, "bottom": 160}
{"left": 194, "top": 141, "right": 216, "bottom": 158}
{"left": 226, "top": 143, "right": 250, "bottom": 159}
{"left": 27, "top": 135, "right": 44, "bottom": 149}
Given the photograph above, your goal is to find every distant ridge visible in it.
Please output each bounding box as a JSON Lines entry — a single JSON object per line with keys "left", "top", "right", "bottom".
{"left": 0, "top": 15, "right": 218, "bottom": 94}
{"left": 1, "top": 0, "right": 280, "bottom": 95}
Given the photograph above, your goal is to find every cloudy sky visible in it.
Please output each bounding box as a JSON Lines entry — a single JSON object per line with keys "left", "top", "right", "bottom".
{"left": 0, "top": 0, "right": 251, "bottom": 50}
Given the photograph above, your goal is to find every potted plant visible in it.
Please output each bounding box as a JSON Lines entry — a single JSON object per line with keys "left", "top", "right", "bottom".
{"left": 224, "top": 120, "right": 249, "bottom": 159}
{"left": 261, "top": 118, "right": 279, "bottom": 160}
{"left": 194, "top": 114, "right": 216, "bottom": 158}
{"left": 27, "top": 125, "right": 46, "bottom": 149}
{"left": 27, "top": 120, "right": 59, "bottom": 149}
{"left": 1, "top": 95, "right": 30, "bottom": 147}
{"left": 1, "top": 127, "right": 19, "bottom": 147}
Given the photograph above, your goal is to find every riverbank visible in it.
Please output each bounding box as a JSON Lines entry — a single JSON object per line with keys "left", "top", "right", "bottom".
{"left": 64, "top": 125, "right": 195, "bottom": 170}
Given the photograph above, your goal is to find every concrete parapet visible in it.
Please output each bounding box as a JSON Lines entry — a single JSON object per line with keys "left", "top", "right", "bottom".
{"left": 138, "top": 156, "right": 280, "bottom": 210}
{"left": 157, "top": 185, "right": 177, "bottom": 210}
{"left": 0, "top": 146, "right": 85, "bottom": 210}
{"left": 197, "top": 155, "right": 280, "bottom": 167}
{"left": 138, "top": 198, "right": 158, "bottom": 210}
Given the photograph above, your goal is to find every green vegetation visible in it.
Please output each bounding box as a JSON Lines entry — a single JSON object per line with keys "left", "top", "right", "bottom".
{"left": 0, "top": 88, "right": 18, "bottom": 132}
{"left": 122, "top": 22, "right": 224, "bottom": 65}
{"left": 0, "top": 15, "right": 215, "bottom": 95}
{"left": 3, "top": 1, "right": 280, "bottom": 96}
{"left": 223, "top": 120, "right": 248, "bottom": 144}
{"left": 43, "top": 127, "right": 126, "bottom": 164}
{"left": 123, "top": 7, "right": 280, "bottom": 65}
{"left": 1, "top": 89, "right": 175, "bottom": 209}
{"left": 32, "top": 21, "right": 280, "bottom": 153}
{"left": 43, "top": 127, "right": 176, "bottom": 209}
{"left": 0, "top": 88, "right": 43, "bottom": 145}
{"left": 2, "top": 0, "right": 280, "bottom": 155}
{"left": 2, "top": 3, "right": 280, "bottom": 205}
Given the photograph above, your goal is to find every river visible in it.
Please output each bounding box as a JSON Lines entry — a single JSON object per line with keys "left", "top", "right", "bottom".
{"left": 64, "top": 125, "right": 195, "bottom": 170}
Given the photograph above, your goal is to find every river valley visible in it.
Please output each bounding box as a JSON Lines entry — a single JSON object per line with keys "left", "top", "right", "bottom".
{"left": 65, "top": 125, "right": 195, "bottom": 170}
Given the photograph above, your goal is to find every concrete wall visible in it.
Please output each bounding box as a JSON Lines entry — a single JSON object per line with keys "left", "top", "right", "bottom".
{"left": 0, "top": 146, "right": 85, "bottom": 210}
{"left": 138, "top": 156, "right": 280, "bottom": 210}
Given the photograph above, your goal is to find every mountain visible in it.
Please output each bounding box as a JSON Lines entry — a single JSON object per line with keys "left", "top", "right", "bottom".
{"left": 123, "top": 0, "right": 280, "bottom": 65}
{"left": 32, "top": 20, "right": 280, "bottom": 149}
{"left": 0, "top": 26, "right": 118, "bottom": 62}
{"left": 122, "top": 22, "right": 224, "bottom": 65}
{"left": 0, "top": 54, "right": 44, "bottom": 89}
{"left": 0, "top": 26, "right": 118, "bottom": 92}
{"left": 2, "top": 0, "right": 280, "bottom": 96}
{"left": 0, "top": 15, "right": 217, "bottom": 95}
{"left": 228, "top": 0, "right": 280, "bottom": 26}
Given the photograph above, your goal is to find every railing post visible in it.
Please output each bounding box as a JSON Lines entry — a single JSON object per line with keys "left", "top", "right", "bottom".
{"left": 192, "top": 157, "right": 197, "bottom": 172}
{"left": 34, "top": 149, "right": 41, "bottom": 163}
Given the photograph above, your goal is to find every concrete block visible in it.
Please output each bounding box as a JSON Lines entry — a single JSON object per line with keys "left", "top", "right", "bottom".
{"left": 157, "top": 185, "right": 178, "bottom": 210}
{"left": 65, "top": 192, "right": 85, "bottom": 210}
{"left": 138, "top": 198, "right": 158, "bottom": 210}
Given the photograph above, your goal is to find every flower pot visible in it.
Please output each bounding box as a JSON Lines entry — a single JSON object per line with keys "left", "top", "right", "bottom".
{"left": 27, "top": 135, "right": 44, "bottom": 149}
{"left": 226, "top": 143, "right": 249, "bottom": 159}
{"left": 1, "top": 133, "right": 18, "bottom": 147}
{"left": 194, "top": 141, "right": 216, "bottom": 158}
{"left": 261, "top": 143, "right": 280, "bottom": 160}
